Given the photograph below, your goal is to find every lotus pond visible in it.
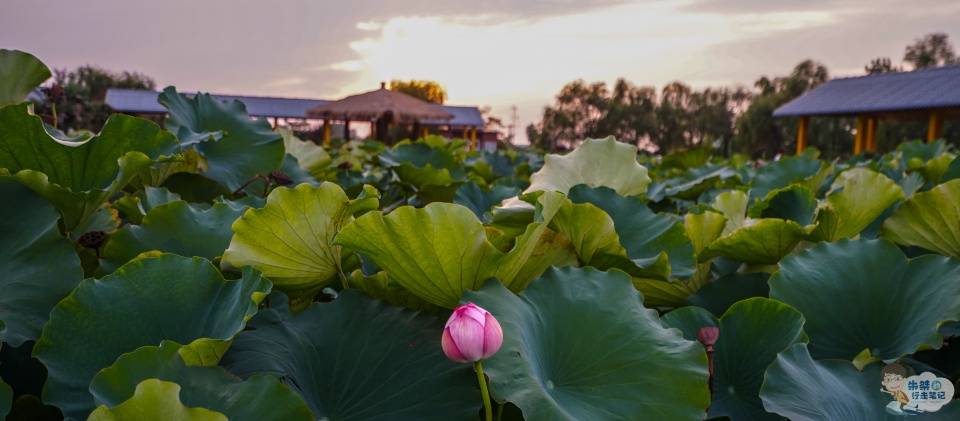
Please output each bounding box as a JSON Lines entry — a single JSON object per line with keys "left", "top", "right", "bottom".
{"left": 2, "top": 49, "right": 960, "bottom": 420}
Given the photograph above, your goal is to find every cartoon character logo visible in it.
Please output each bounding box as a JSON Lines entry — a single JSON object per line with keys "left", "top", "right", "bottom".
{"left": 882, "top": 363, "right": 912, "bottom": 414}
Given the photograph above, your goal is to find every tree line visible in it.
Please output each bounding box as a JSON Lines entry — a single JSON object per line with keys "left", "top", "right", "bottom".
{"left": 527, "top": 32, "right": 959, "bottom": 157}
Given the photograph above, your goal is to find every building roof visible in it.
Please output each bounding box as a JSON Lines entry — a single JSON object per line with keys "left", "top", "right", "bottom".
{"left": 105, "top": 88, "right": 328, "bottom": 119}
{"left": 773, "top": 65, "right": 960, "bottom": 117}
{"left": 306, "top": 84, "right": 453, "bottom": 122}
{"left": 105, "top": 88, "right": 484, "bottom": 126}
{"left": 422, "top": 105, "right": 485, "bottom": 127}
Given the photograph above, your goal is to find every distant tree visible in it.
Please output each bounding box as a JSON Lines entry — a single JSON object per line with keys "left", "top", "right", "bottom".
{"left": 733, "top": 60, "right": 831, "bottom": 157}
{"left": 33, "top": 65, "right": 156, "bottom": 131}
{"left": 389, "top": 80, "right": 447, "bottom": 104}
{"left": 903, "top": 33, "right": 956, "bottom": 69}
{"left": 864, "top": 57, "right": 900, "bottom": 74}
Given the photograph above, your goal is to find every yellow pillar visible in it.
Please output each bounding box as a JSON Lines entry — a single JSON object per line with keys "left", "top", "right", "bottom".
{"left": 470, "top": 127, "right": 478, "bottom": 150}
{"left": 462, "top": 127, "right": 468, "bottom": 141}
{"left": 795, "top": 116, "right": 809, "bottom": 155}
{"left": 853, "top": 116, "right": 866, "bottom": 155}
{"left": 927, "top": 111, "right": 943, "bottom": 143}
{"left": 323, "top": 120, "right": 331, "bottom": 147}
{"left": 865, "top": 117, "right": 877, "bottom": 152}
{"left": 421, "top": 126, "right": 429, "bottom": 139}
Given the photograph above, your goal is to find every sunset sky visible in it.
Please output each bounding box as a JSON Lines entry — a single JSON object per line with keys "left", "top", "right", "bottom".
{"left": 3, "top": 0, "right": 958, "bottom": 143}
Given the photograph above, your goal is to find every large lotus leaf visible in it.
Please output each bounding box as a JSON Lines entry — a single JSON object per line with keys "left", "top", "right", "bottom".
{"left": 220, "top": 290, "right": 478, "bottom": 420}
{"left": 662, "top": 164, "right": 739, "bottom": 200}
{"left": 33, "top": 254, "right": 270, "bottom": 420}
{"left": 760, "top": 344, "right": 960, "bottom": 420}
{"left": 380, "top": 142, "right": 464, "bottom": 187}
{"left": 454, "top": 181, "right": 520, "bottom": 222}
{"left": 684, "top": 211, "right": 727, "bottom": 256}
{"left": 709, "top": 298, "right": 806, "bottom": 420}
{"left": 810, "top": 168, "right": 903, "bottom": 242}
{"left": 335, "top": 202, "right": 563, "bottom": 308}
{"left": 113, "top": 186, "right": 183, "bottom": 224}
{"left": 882, "top": 179, "right": 960, "bottom": 258}
{"left": 90, "top": 341, "right": 312, "bottom": 421}
{"left": 100, "top": 200, "right": 245, "bottom": 273}
{"left": 748, "top": 184, "right": 816, "bottom": 226}
{"left": 0, "top": 104, "right": 179, "bottom": 230}
{"left": 534, "top": 191, "right": 672, "bottom": 280}
{"left": 0, "top": 177, "right": 83, "bottom": 347}
{"left": 568, "top": 185, "right": 696, "bottom": 278}
{"left": 699, "top": 218, "right": 806, "bottom": 264}
{"left": 464, "top": 267, "right": 710, "bottom": 420}
{"left": 0, "top": 376, "right": 9, "bottom": 421}
{"left": 661, "top": 305, "right": 718, "bottom": 341}
{"left": 713, "top": 190, "right": 749, "bottom": 235}
{"left": 158, "top": 87, "right": 284, "bottom": 191}
{"left": 346, "top": 269, "right": 436, "bottom": 311}
{"left": 750, "top": 155, "right": 831, "bottom": 202}
{"left": 222, "top": 183, "right": 378, "bottom": 309}
{"left": 944, "top": 156, "right": 960, "bottom": 182}
{"left": 279, "top": 128, "right": 330, "bottom": 179}
{"left": 523, "top": 136, "right": 651, "bottom": 197}
{"left": 88, "top": 379, "right": 226, "bottom": 421}
{"left": 0, "top": 49, "right": 50, "bottom": 106}
{"left": 687, "top": 272, "right": 770, "bottom": 316}
{"left": 769, "top": 239, "right": 960, "bottom": 364}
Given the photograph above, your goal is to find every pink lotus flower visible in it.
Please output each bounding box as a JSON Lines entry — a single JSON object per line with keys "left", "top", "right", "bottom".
{"left": 441, "top": 303, "right": 503, "bottom": 363}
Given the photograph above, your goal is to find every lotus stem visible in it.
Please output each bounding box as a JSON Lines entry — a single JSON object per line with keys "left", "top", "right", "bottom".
{"left": 474, "top": 361, "right": 493, "bottom": 421}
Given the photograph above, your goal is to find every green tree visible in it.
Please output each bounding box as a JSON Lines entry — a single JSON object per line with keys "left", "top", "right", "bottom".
{"left": 34, "top": 65, "right": 156, "bottom": 131}
{"left": 903, "top": 33, "right": 956, "bottom": 69}
{"left": 864, "top": 57, "right": 900, "bottom": 74}
{"left": 389, "top": 80, "right": 447, "bottom": 104}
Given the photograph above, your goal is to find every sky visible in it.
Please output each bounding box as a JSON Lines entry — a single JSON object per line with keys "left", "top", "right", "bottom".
{"left": 2, "top": 0, "right": 959, "bottom": 143}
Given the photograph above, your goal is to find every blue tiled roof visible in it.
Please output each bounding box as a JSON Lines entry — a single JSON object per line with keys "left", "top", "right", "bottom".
{"left": 773, "top": 65, "right": 960, "bottom": 117}
{"left": 105, "top": 88, "right": 485, "bottom": 126}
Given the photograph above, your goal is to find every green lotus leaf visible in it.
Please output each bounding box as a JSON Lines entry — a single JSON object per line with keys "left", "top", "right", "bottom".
{"left": 100, "top": 199, "right": 245, "bottom": 273}
{"left": 158, "top": 87, "right": 284, "bottom": 191}
{"left": 535, "top": 191, "right": 671, "bottom": 280}
{"left": 750, "top": 154, "right": 831, "bottom": 202}
{"left": 810, "top": 168, "right": 903, "bottom": 242}
{"left": 33, "top": 254, "right": 270, "bottom": 420}
{"left": 748, "top": 184, "right": 816, "bottom": 226}
{"left": 686, "top": 272, "right": 770, "bottom": 316}
{"left": 634, "top": 277, "right": 710, "bottom": 308}
{"left": 769, "top": 239, "right": 960, "bottom": 363}
{"left": 88, "top": 379, "right": 226, "bottom": 421}
{"left": 336, "top": 202, "right": 564, "bottom": 308}
{"left": 662, "top": 164, "right": 739, "bottom": 200}
{"left": 699, "top": 218, "right": 806, "bottom": 264}
{"left": 89, "top": 341, "right": 312, "bottom": 421}
{"left": 684, "top": 211, "right": 727, "bottom": 257}
{"left": 709, "top": 298, "right": 806, "bottom": 420}
{"left": 882, "top": 179, "right": 960, "bottom": 258}
{"left": 465, "top": 267, "right": 710, "bottom": 420}
{"left": 222, "top": 183, "right": 378, "bottom": 309}
{"left": 760, "top": 343, "right": 960, "bottom": 420}
{"left": 0, "top": 376, "right": 10, "bottom": 421}
{"left": 661, "top": 305, "right": 718, "bottom": 341}
{"left": 0, "top": 49, "right": 50, "bottom": 106}
{"left": 713, "top": 190, "right": 749, "bottom": 235}
{"left": 944, "top": 156, "right": 960, "bottom": 182}
{"left": 454, "top": 181, "right": 520, "bottom": 222}
{"left": 0, "top": 177, "right": 83, "bottom": 347}
{"left": 523, "top": 136, "right": 651, "bottom": 197}
{"left": 380, "top": 142, "right": 465, "bottom": 188}
{"left": 279, "top": 128, "right": 331, "bottom": 179}
{"left": 114, "top": 186, "right": 183, "bottom": 224}
{"left": 346, "top": 269, "right": 436, "bottom": 311}
{"left": 0, "top": 104, "right": 179, "bottom": 230}
{"left": 568, "top": 185, "right": 696, "bottom": 278}
{"left": 220, "top": 290, "right": 477, "bottom": 421}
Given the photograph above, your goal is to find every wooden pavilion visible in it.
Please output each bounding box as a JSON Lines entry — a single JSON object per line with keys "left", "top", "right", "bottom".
{"left": 306, "top": 83, "right": 459, "bottom": 147}
{"left": 774, "top": 65, "right": 960, "bottom": 154}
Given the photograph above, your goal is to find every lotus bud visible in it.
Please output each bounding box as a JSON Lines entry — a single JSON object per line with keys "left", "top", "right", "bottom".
{"left": 441, "top": 303, "right": 503, "bottom": 363}
{"left": 697, "top": 326, "right": 719, "bottom": 352}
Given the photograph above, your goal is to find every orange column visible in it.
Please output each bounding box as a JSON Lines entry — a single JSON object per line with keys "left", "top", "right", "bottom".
{"left": 853, "top": 116, "right": 866, "bottom": 155}
{"left": 927, "top": 111, "right": 943, "bottom": 143}
{"left": 421, "top": 127, "right": 429, "bottom": 139}
{"left": 865, "top": 117, "right": 877, "bottom": 152}
{"left": 470, "top": 127, "right": 478, "bottom": 150}
{"left": 795, "top": 116, "right": 809, "bottom": 155}
{"left": 323, "top": 120, "right": 331, "bottom": 147}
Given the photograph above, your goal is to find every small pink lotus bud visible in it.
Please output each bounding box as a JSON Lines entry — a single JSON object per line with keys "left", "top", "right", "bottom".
{"left": 441, "top": 303, "right": 503, "bottom": 363}
{"left": 697, "top": 326, "right": 719, "bottom": 352}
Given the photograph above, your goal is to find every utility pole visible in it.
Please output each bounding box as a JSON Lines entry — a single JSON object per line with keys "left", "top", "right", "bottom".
{"left": 507, "top": 105, "right": 518, "bottom": 144}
